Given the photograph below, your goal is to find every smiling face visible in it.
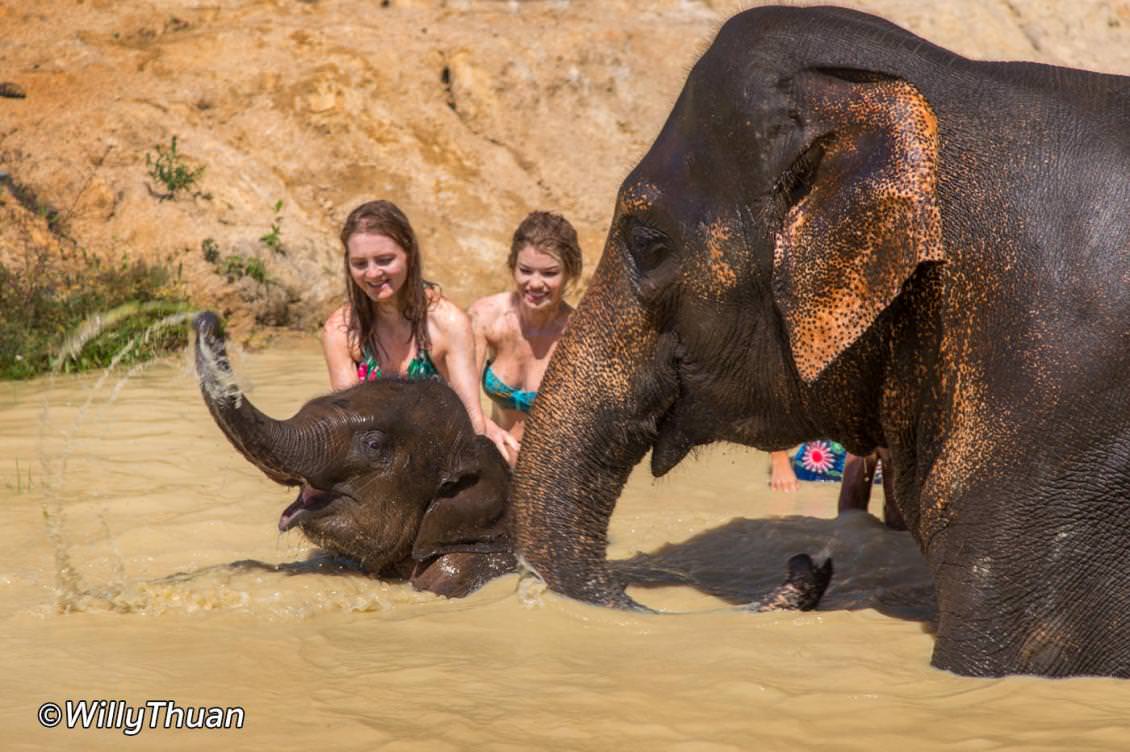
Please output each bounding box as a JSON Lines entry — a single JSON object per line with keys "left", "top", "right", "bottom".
{"left": 513, "top": 245, "right": 567, "bottom": 311}
{"left": 347, "top": 232, "right": 410, "bottom": 305}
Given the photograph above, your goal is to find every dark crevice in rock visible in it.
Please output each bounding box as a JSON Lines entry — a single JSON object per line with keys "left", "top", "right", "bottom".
{"left": 440, "top": 64, "right": 457, "bottom": 112}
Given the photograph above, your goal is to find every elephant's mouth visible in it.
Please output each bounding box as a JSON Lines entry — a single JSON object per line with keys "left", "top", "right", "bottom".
{"left": 279, "top": 484, "right": 339, "bottom": 532}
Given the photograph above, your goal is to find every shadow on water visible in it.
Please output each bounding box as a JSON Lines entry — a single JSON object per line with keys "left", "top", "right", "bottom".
{"left": 611, "top": 511, "right": 936, "bottom": 624}
{"left": 163, "top": 552, "right": 373, "bottom": 582}
{"left": 155, "top": 511, "right": 935, "bottom": 623}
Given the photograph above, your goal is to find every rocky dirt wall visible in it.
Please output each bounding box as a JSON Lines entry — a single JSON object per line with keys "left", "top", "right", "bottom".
{"left": 1, "top": 0, "right": 1127, "bottom": 337}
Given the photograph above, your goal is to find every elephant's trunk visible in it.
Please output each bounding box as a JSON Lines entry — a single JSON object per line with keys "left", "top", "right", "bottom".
{"left": 193, "top": 312, "right": 322, "bottom": 487}
{"left": 513, "top": 252, "right": 676, "bottom": 608}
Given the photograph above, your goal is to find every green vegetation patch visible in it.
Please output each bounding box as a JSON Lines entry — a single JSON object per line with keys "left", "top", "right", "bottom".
{"left": 0, "top": 248, "right": 191, "bottom": 379}
{"left": 145, "top": 135, "right": 206, "bottom": 200}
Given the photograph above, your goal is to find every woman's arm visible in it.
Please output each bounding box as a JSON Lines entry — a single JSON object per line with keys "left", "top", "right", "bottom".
{"left": 322, "top": 306, "right": 360, "bottom": 391}
{"left": 468, "top": 295, "right": 521, "bottom": 464}
{"left": 431, "top": 300, "right": 488, "bottom": 433}
{"left": 433, "top": 300, "right": 519, "bottom": 462}
{"left": 467, "top": 296, "right": 493, "bottom": 381}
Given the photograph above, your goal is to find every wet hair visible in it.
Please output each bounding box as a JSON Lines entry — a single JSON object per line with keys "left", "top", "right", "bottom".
{"left": 508, "top": 211, "right": 583, "bottom": 286}
{"left": 340, "top": 200, "right": 434, "bottom": 359}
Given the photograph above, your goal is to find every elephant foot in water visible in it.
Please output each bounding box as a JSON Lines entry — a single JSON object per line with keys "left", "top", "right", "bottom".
{"left": 742, "top": 554, "right": 833, "bottom": 613}
{"left": 409, "top": 552, "right": 519, "bottom": 599}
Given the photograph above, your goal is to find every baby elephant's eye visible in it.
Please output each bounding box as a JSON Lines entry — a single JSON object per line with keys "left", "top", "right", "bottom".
{"left": 357, "top": 430, "right": 388, "bottom": 454}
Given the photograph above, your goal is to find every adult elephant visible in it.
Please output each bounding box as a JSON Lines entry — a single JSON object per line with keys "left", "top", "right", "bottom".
{"left": 192, "top": 312, "right": 832, "bottom": 607}
{"left": 512, "top": 6, "right": 1130, "bottom": 677}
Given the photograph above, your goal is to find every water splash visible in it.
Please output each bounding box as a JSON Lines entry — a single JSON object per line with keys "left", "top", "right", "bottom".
{"left": 39, "top": 308, "right": 199, "bottom": 613}
{"left": 49, "top": 558, "right": 431, "bottom": 618}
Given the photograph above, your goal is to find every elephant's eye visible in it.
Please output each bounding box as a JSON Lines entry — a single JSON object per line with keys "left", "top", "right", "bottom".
{"left": 357, "top": 430, "right": 388, "bottom": 455}
{"left": 627, "top": 223, "right": 670, "bottom": 275}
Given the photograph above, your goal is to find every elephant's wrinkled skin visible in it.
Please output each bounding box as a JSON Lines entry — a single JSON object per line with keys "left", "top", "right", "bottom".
{"left": 193, "top": 313, "right": 832, "bottom": 607}
{"left": 512, "top": 6, "right": 1130, "bottom": 677}
{"left": 194, "top": 312, "right": 516, "bottom": 597}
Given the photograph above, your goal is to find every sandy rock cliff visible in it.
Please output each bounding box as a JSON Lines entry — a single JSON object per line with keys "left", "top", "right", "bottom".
{"left": 2, "top": 0, "right": 1127, "bottom": 335}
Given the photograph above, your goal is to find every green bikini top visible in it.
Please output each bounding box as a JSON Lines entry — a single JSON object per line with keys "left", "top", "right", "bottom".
{"left": 482, "top": 361, "right": 537, "bottom": 413}
{"left": 356, "top": 343, "right": 438, "bottom": 382}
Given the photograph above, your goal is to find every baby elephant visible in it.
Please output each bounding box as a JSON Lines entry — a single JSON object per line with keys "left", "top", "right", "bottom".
{"left": 194, "top": 311, "right": 515, "bottom": 597}
{"left": 193, "top": 312, "right": 831, "bottom": 604}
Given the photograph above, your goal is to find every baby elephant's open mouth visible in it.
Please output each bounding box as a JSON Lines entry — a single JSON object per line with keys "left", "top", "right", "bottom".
{"left": 279, "top": 484, "right": 338, "bottom": 531}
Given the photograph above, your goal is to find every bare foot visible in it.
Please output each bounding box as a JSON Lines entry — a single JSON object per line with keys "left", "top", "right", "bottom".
{"left": 769, "top": 450, "right": 799, "bottom": 492}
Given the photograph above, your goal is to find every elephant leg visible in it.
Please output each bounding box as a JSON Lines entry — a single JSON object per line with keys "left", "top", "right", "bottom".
{"left": 410, "top": 552, "right": 517, "bottom": 598}
{"left": 926, "top": 474, "right": 1130, "bottom": 677}
{"left": 837, "top": 452, "right": 877, "bottom": 514}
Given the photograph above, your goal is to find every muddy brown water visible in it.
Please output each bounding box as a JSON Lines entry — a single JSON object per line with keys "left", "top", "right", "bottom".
{"left": 3, "top": 338, "right": 1129, "bottom": 750}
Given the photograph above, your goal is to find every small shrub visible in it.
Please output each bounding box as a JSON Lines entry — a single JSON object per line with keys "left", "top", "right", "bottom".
{"left": 244, "top": 257, "right": 268, "bottom": 284}
{"left": 259, "top": 200, "right": 285, "bottom": 254}
{"left": 55, "top": 300, "right": 193, "bottom": 374}
{"left": 0, "top": 245, "right": 190, "bottom": 379}
{"left": 219, "top": 254, "right": 247, "bottom": 281}
{"left": 218, "top": 254, "right": 270, "bottom": 285}
{"left": 201, "top": 237, "right": 220, "bottom": 264}
{"left": 145, "top": 136, "right": 205, "bottom": 200}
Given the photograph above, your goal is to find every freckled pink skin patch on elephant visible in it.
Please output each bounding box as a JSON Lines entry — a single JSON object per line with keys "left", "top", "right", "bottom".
{"left": 511, "top": 6, "right": 1130, "bottom": 677}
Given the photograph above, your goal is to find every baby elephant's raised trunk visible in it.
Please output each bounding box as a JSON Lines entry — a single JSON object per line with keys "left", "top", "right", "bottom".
{"left": 193, "top": 312, "right": 322, "bottom": 487}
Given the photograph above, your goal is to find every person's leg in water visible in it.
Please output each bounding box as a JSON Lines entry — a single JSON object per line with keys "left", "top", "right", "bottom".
{"left": 838, "top": 452, "right": 877, "bottom": 512}
{"left": 770, "top": 450, "right": 799, "bottom": 492}
{"left": 876, "top": 448, "right": 906, "bottom": 530}
{"left": 838, "top": 450, "right": 907, "bottom": 529}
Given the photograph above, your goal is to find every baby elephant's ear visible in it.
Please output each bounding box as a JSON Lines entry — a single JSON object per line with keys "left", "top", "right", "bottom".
{"left": 412, "top": 436, "right": 512, "bottom": 561}
{"left": 772, "top": 69, "right": 943, "bottom": 382}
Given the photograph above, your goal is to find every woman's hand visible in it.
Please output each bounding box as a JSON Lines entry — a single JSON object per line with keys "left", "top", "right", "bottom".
{"left": 484, "top": 418, "right": 520, "bottom": 466}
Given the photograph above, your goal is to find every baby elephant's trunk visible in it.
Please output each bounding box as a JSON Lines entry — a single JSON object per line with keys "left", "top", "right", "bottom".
{"left": 193, "top": 312, "right": 319, "bottom": 486}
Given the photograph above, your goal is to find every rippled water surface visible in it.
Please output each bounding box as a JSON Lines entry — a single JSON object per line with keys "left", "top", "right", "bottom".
{"left": 3, "top": 338, "right": 1129, "bottom": 750}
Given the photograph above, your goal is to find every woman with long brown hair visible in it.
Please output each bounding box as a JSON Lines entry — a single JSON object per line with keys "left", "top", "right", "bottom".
{"left": 322, "top": 200, "right": 517, "bottom": 458}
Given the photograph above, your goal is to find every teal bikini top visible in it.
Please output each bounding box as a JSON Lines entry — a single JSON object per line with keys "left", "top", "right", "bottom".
{"left": 356, "top": 343, "right": 438, "bottom": 382}
{"left": 483, "top": 361, "right": 537, "bottom": 414}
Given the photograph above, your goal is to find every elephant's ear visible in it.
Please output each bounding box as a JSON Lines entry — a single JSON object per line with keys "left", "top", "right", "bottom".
{"left": 412, "top": 436, "right": 511, "bottom": 561}
{"left": 772, "top": 69, "right": 943, "bottom": 382}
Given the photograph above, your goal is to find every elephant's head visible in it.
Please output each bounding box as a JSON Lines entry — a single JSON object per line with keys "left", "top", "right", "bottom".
{"left": 193, "top": 312, "right": 513, "bottom": 595}
{"left": 513, "top": 7, "right": 943, "bottom": 606}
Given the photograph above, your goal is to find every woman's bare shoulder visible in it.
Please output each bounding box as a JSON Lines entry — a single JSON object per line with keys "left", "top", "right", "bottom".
{"left": 323, "top": 304, "right": 352, "bottom": 335}
{"left": 468, "top": 292, "right": 515, "bottom": 330}
{"left": 428, "top": 296, "right": 472, "bottom": 332}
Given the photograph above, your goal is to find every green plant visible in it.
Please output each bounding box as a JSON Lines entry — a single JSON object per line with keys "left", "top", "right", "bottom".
{"left": 11, "top": 460, "right": 32, "bottom": 495}
{"left": 259, "top": 200, "right": 285, "bottom": 254}
{"left": 219, "top": 254, "right": 270, "bottom": 285}
{"left": 219, "top": 254, "right": 245, "bottom": 280}
{"left": 0, "top": 245, "right": 190, "bottom": 379}
{"left": 201, "top": 237, "right": 220, "bottom": 264}
{"left": 244, "top": 257, "right": 268, "bottom": 284}
{"left": 54, "top": 300, "right": 193, "bottom": 374}
{"left": 145, "top": 136, "right": 205, "bottom": 200}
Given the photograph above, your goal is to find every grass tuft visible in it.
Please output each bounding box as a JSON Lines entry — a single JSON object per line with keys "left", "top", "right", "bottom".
{"left": 0, "top": 246, "right": 190, "bottom": 379}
